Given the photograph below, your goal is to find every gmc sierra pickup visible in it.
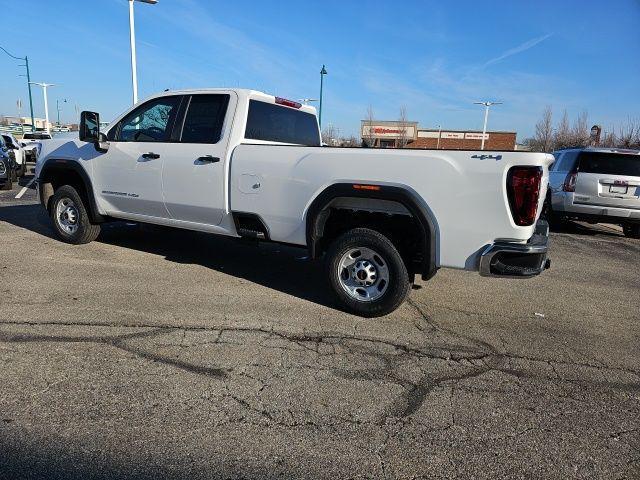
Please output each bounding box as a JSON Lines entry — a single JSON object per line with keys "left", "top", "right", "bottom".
{"left": 36, "top": 88, "right": 553, "bottom": 316}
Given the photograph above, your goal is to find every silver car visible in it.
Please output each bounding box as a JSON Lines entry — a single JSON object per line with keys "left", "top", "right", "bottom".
{"left": 547, "top": 147, "right": 640, "bottom": 238}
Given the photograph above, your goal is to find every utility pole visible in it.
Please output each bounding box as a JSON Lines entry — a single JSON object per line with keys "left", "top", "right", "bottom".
{"left": 1, "top": 46, "right": 36, "bottom": 132}
{"left": 436, "top": 124, "right": 442, "bottom": 149}
{"left": 474, "top": 101, "right": 502, "bottom": 150}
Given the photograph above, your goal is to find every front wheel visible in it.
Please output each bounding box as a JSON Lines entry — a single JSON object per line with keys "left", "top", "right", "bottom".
{"left": 325, "top": 228, "right": 410, "bottom": 317}
{"left": 50, "top": 185, "right": 101, "bottom": 244}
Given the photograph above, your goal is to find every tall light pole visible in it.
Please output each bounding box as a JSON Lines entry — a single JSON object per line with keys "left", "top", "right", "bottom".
{"left": 319, "top": 65, "right": 327, "bottom": 129}
{"left": 474, "top": 101, "right": 502, "bottom": 150}
{"left": 128, "top": 0, "right": 158, "bottom": 105}
{"left": 30, "top": 82, "right": 55, "bottom": 133}
{"left": 1, "top": 46, "right": 36, "bottom": 132}
{"left": 436, "top": 124, "right": 442, "bottom": 149}
{"left": 56, "top": 99, "right": 67, "bottom": 126}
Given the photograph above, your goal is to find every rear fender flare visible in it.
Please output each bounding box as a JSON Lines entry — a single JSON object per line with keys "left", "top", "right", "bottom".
{"left": 305, "top": 183, "right": 439, "bottom": 280}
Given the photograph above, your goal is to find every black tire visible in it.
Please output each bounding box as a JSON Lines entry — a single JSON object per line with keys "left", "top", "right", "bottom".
{"left": 623, "top": 224, "right": 640, "bottom": 239}
{"left": 10, "top": 167, "right": 17, "bottom": 183}
{"left": 325, "top": 228, "right": 410, "bottom": 317}
{"left": 18, "top": 163, "right": 26, "bottom": 177}
{"left": 49, "top": 185, "right": 101, "bottom": 244}
{"left": 542, "top": 194, "right": 563, "bottom": 229}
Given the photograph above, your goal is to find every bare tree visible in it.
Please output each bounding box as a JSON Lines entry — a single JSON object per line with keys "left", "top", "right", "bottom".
{"left": 530, "top": 108, "right": 640, "bottom": 151}
{"left": 553, "top": 110, "right": 572, "bottom": 150}
{"left": 617, "top": 117, "right": 640, "bottom": 149}
{"left": 321, "top": 123, "right": 338, "bottom": 146}
{"left": 363, "top": 105, "right": 376, "bottom": 147}
{"left": 600, "top": 126, "right": 618, "bottom": 148}
{"left": 396, "top": 106, "right": 409, "bottom": 148}
{"left": 571, "top": 111, "right": 590, "bottom": 148}
{"left": 531, "top": 105, "right": 554, "bottom": 152}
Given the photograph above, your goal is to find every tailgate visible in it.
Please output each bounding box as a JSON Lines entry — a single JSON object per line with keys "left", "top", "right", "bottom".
{"left": 573, "top": 151, "right": 640, "bottom": 211}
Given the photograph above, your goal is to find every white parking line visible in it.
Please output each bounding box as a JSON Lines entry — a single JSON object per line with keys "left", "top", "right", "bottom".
{"left": 15, "top": 177, "right": 36, "bottom": 199}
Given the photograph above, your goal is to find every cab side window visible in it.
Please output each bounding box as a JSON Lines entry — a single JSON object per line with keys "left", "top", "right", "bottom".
{"left": 180, "top": 94, "right": 230, "bottom": 144}
{"left": 117, "top": 96, "right": 180, "bottom": 142}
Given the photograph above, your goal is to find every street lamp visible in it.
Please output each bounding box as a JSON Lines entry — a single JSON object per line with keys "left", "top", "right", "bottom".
{"left": 128, "top": 0, "right": 158, "bottom": 105}
{"left": 436, "top": 124, "right": 442, "bottom": 149}
{"left": 30, "top": 82, "right": 55, "bottom": 134}
{"left": 56, "top": 98, "right": 67, "bottom": 126}
{"left": 1, "top": 46, "right": 36, "bottom": 132}
{"left": 473, "top": 101, "right": 502, "bottom": 150}
{"left": 319, "top": 65, "right": 327, "bottom": 128}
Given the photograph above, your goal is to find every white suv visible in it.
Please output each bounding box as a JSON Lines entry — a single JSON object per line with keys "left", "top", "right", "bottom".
{"left": 547, "top": 147, "right": 640, "bottom": 238}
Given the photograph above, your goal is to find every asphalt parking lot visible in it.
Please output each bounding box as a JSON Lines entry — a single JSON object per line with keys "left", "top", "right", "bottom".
{"left": 0, "top": 168, "right": 638, "bottom": 480}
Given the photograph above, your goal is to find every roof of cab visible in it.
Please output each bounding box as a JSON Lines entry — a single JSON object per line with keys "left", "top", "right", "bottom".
{"left": 147, "top": 88, "right": 318, "bottom": 115}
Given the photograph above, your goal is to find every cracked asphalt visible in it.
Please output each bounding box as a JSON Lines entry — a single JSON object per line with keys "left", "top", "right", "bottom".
{"left": 0, "top": 170, "right": 639, "bottom": 479}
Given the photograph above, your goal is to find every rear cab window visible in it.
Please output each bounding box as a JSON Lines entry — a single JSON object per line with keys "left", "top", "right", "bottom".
{"left": 245, "top": 99, "right": 320, "bottom": 146}
{"left": 578, "top": 152, "right": 640, "bottom": 177}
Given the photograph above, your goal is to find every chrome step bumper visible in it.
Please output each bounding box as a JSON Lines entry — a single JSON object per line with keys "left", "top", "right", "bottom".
{"left": 479, "top": 220, "right": 550, "bottom": 278}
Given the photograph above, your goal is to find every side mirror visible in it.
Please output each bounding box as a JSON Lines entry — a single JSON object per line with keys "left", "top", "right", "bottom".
{"left": 79, "top": 111, "right": 100, "bottom": 143}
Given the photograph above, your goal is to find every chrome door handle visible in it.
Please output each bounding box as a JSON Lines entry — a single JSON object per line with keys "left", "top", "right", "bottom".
{"left": 197, "top": 155, "right": 220, "bottom": 163}
{"left": 142, "top": 152, "right": 160, "bottom": 159}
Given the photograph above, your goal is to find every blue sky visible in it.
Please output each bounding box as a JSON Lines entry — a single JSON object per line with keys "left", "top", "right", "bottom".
{"left": 1, "top": 0, "right": 639, "bottom": 139}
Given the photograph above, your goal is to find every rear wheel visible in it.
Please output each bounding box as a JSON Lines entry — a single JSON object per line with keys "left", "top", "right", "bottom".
{"left": 325, "top": 228, "right": 410, "bottom": 317}
{"left": 623, "top": 224, "right": 640, "bottom": 239}
{"left": 50, "top": 185, "right": 101, "bottom": 244}
{"left": 542, "top": 194, "right": 563, "bottom": 229}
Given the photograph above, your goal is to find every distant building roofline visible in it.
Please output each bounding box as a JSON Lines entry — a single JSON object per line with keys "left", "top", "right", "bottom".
{"left": 417, "top": 128, "right": 517, "bottom": 135}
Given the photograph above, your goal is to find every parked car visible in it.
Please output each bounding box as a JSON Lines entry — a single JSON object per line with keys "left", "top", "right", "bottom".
{"left": 546, "top": 147, "right": 640, "bottom": 238}
{"left": 21, "top": 131, "right": 52, "bottom": 162}
{"left": 36, "top": 88, "right": 553, "bottom": 316}
{"left": 0, "top": 136, "right": 13, "bottom": 190}
{"left": 2, "top": 133, "right": 27, "bottom": 177}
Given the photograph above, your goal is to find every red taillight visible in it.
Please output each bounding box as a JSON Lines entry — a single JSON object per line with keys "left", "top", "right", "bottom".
{"left": 507, "top": 166, "right": 542, "bottom": 226}
{"left": 275, "top": 97, "right": 301, "bottom": 109}
{"left": 562, "top": 171, "right": 578, "bottom": 192}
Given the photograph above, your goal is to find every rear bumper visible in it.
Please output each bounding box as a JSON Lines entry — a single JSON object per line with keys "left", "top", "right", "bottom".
{"left": 480, "top": 220, "right": 550, "bottom": 278}
{"left": 554, "top": 192, "right": 640, "bottom": 223}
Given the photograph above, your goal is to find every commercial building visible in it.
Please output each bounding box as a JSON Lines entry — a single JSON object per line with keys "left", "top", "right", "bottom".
{"left": 361, "top": 120, "right": 517, "bottom": 150}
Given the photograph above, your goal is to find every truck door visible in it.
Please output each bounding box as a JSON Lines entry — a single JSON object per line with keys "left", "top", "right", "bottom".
{"left": 93, "top": 95, "right": 182, "bottom": 219}
{"left": 160, "top": 93, "right": 235, "bottom": 225}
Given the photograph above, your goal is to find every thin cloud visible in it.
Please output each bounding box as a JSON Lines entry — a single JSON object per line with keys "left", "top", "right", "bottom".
{"left": 482, "top": 33, "right": 553, "bottom": 68}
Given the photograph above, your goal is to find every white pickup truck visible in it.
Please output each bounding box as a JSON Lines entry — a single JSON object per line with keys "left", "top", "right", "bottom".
{"left": 36, "top": 88, "right": 553, "bottom": 316}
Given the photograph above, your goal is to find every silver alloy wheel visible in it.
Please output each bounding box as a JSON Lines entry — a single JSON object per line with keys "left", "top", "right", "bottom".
{"left": 337, "top": 246, "right": 390, "bottom": 302}
{"left": 55, "top": 197, "right": 79, "bottom": 235}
